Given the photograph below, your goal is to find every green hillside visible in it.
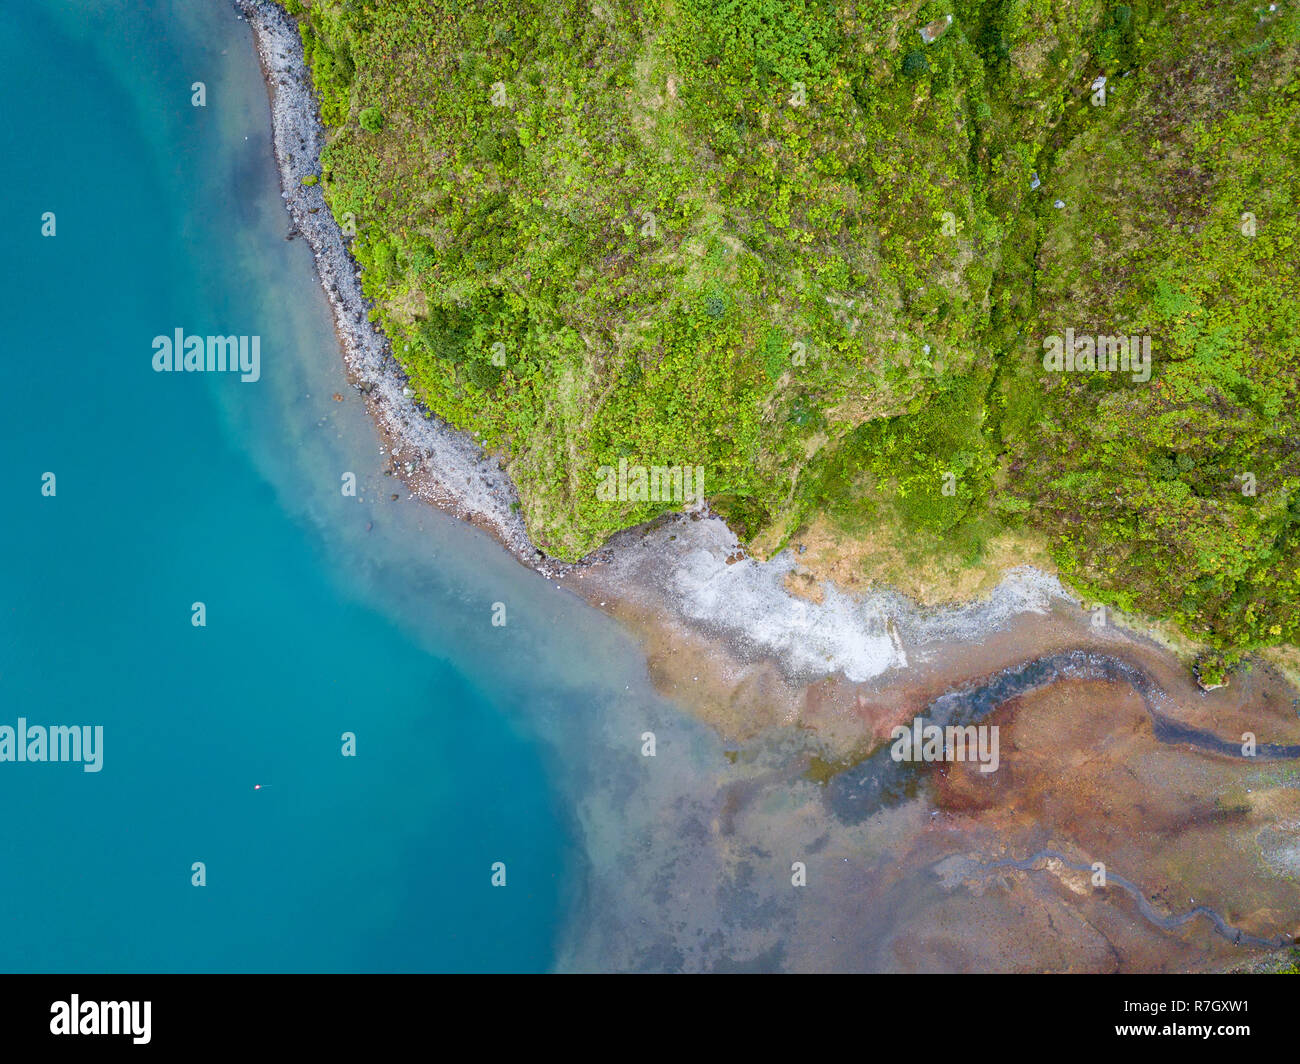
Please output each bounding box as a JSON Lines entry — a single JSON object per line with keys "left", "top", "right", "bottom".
{"left": 279, "top": 0, "right": 1300, "bottom": 671}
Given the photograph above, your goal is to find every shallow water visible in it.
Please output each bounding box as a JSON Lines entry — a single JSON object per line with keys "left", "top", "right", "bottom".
{"left": 4, "top": 0, "right": 1296, "bottom": 975}
{"left": 828, "top": 649, "right": 1300, "bottom": 823}
{"left": 969, "top": 850, "right": 1293, "bottom": 949}
{"left": 0, "top": 0, "right": 727, "bottom": 972}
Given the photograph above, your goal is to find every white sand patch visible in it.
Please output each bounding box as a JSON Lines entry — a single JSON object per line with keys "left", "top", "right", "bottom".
{"left": 597, "top": 514, "right": 1072, "bottom": 682}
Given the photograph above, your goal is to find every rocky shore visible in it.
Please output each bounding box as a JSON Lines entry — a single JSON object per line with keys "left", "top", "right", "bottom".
{"left": 234, "top": 0, "right": 562, "bottom": 575}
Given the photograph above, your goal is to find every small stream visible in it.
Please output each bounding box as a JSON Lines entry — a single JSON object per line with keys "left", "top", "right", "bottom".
{"left": 935, "top": 650, "right": 1300, "bottom": 759}
{"left": 829, "top": 649, "right": 1300, "bottom": 823}
{"left": 826, "top": 650, "right": 1299, "bottom": 951}
{"left": 968, "top": 849, "right": 1295, "bottom": 950}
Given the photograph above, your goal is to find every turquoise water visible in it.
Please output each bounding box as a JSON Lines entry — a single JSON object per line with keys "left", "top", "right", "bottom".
{"left": 0, "top": 0, "right": 712, "bottom": 972}
{"left": 12, "top": 1, "right": 1287, "bottom": 977}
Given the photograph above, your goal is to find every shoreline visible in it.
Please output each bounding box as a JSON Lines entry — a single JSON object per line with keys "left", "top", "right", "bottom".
{"left": 234, "top": 0, "right": 566, "bottom": 577}
{"left": 232, "top": 1, "right": 1300, "bottom": 970}
{"left": 232, "top": 0, "right": 1296, "bottom": 719}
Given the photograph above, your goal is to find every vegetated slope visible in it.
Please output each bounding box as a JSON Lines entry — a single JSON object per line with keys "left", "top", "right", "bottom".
{"left": 280, "top": 0, "right": 1300, "bottom": 671}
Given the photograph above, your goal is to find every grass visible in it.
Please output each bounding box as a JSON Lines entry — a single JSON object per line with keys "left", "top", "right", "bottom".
{"left": 279, "top": 0, "right": 1300, "bottom": 665}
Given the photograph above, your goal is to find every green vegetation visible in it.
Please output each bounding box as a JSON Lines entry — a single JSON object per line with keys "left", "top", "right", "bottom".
{"left": 280, "top": 0, "right": 1300, "bottom": 665}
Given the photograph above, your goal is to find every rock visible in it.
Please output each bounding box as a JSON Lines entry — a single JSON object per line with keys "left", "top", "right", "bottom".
{"left": 919, "top": 14, "right": 953, "bottom": 44}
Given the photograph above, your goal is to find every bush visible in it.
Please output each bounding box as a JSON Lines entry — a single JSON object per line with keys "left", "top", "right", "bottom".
{"left": 417, "top": 308, "right": 472, "bottom": 364}
{"left": 369, "top": 238, "right": 397, "bottom": 279}
{"left": 901, "top": 49, "right": 929, "bottom": 79}
{"left": 359, "top": 106, "right": 384, "bottom": 133}
{"left": 464, "top": 359, "right": 503, "bottom": 390}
